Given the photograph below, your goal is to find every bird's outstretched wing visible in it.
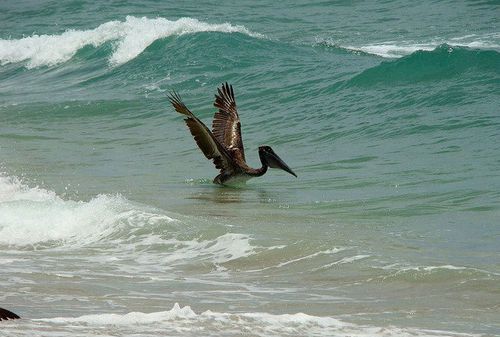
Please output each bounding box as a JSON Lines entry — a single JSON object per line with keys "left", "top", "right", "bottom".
{"left": 168, "top": 91, "right": 235, "bottom": 173}
{"left": 0, "top": 307, "right": 20, "bottom": 321}
{"left": 212, "top": 82, "right": 245, "bottom": 161}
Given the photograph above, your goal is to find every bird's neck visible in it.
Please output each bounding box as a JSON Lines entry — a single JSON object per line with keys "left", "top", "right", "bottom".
{"left": 254, "top": 165, "right": 268, "bottom": 177}
{"left": 254, "top": 153, "right": 269, "bottom": 176}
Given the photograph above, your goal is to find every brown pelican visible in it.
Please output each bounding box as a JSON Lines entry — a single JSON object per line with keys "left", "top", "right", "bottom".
{"left": 0, "top": 307, "right": 20, "bottom": 321}
{"left": 169, "top": 83, "right": 297, "bottom": 185}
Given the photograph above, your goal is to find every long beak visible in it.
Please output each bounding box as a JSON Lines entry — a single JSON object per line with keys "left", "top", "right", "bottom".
{"left": 268, "top": 152, "right": 297, "bottom": 177}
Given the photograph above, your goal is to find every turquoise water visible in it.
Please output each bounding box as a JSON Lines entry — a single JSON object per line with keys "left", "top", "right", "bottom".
{"left": 1, "top": 1, "right": 499, "bottom": 336}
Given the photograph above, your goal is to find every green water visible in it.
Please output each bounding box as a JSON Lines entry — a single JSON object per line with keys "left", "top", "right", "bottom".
{"left": 0, "top": 1, "right": 499, "bottom": 336}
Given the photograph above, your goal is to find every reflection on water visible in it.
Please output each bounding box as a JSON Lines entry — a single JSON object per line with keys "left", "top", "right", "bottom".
{"left": 186, "top": 184, "right": 278, "bottom": 204}
{"left": 177, "top": 180, "right": 294, "bottom": 218}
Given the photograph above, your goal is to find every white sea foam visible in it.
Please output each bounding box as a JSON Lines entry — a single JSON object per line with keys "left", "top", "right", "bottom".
{"left": 159, "top": 233, "right": 257, "bottom": 265}
{"left": 317, "top": 33, "right": 500, "bottom": 58}
{"left": 0, "top": 173, "right": 256, "bottom": 268}
{"left": 313, "top": 254, "right": 371, "bottom": 271}
{"left": 274, "top": 248, "right": 346, "bottom": 269}
{"left": 379, "top": 263, "right": 500, "bottom": 277}
{"left": 245, "top": 248, "right": 347, "bottom": 273}
{"left": 0, "top": 16, "right": 263, "bottom": 68}
{"left": 0, "top": 174, "right": 175, "bottom": 246}
{"left": 346, "top": 43, "right": 436, "bottom": 58}
{"left": 381, "top": 264, "right": 467, "bottom": 272}
{"left": 31, "top": 303, "right": 478, "bottom": 337}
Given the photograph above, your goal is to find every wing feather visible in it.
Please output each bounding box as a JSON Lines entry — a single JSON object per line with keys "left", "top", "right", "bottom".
{"left": 212, "top": 82, "right": 245, "bottom": 161}
{"left": 168, "top": 91, "right": 235, "bottom": 173}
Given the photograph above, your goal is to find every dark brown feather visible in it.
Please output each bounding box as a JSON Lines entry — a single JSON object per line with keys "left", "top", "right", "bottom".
{"left": 212, "top": 82, "right": 245, "bottom": 161}
{"left": 168, "top": 91, "right": 192, "bottom": 116}
{"left": 0, "top": 307, "right": 20, "bottom": 321}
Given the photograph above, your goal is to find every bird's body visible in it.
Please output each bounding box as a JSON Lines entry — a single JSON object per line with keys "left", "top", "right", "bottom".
{"left": 169, "top": 83, "right": 296, "bottom": 185}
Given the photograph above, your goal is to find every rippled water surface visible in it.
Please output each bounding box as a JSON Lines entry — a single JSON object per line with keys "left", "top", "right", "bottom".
{"left": 1, "top": 1, "right": 499, "bottom": 336}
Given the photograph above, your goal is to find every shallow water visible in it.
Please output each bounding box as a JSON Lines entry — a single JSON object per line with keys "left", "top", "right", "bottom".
{"left": 1, "top": 1, "right": 499, "bottom": 336}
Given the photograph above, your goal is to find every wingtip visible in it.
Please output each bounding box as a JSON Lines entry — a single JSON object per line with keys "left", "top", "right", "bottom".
{"left": 214, "top": 82, "right": 236, "bottom": 107}
{"left": 167, "top": 89, "right": 180, "bottom": 103}
{"left": 223, "top": 82, "right": 233, "bottom": 95}
{"left": 0, "top": 308, "right": 20, "bottom": 321}
{"left": 168, "top": 90, "right": 192, "bottom": 116}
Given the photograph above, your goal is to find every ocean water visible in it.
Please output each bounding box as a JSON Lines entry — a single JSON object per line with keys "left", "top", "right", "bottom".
{"left": 1, "top": 1, "right": 499, "bottom": 336}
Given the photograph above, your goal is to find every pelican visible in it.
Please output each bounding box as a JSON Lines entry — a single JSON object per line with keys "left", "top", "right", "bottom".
{"left": 0, "top": 307, "right": 20, "bottom": 321}
{"left": 169, "top": 83, "right": 297, "bottom": 185}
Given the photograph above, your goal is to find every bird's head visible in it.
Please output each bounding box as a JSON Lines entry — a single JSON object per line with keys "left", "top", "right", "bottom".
{"left": 258, "top": 146, "right": 297, "bottom": 177}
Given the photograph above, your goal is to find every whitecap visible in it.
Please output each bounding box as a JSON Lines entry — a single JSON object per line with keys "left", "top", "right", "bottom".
{"left": 159, "top": 233, "right": 257, "bottom": 265}
{"left": 0, "top": 16, "right": 264, "bottom": 68}
{"left": 316, "top": 33, "right": 500, "bottom": 58}
{"left": 33, "top": 302, "right": 480, "bottom": 337}
{"left": 0, "top": 173, "right": 176, "bottom": 247}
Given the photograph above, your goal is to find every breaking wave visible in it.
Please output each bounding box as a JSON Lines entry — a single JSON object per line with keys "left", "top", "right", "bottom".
{"left": 0, "top": 174, "right": 176, "bottom": 247}
{"left": 342, "top": 44, "right": 500, "bottom": 87}
{"left": 316, "top": 33, "right": 500, "bottom": 58}
{"left": 0, "top": 173, "right": 259, "bottom": 267}
{"left": 18, "top": 303, "right": 477, "bottom": 337}
{"left": 0, "top": 16, "right": 263, "bottom": 68}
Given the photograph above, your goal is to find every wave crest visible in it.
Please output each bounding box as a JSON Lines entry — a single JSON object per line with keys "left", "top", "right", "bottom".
{"left": 33, "top": 303, "right": 477, "bottom": 337}
{"left": 0, "top": 174, "right": 175, "bottom": 247}
{"left": 0, "top": 16, "right": 263, "bottom": 68}
{"left": 317, "top": 33, "right": 500, "bottom": 58}
{"left": 0, "top": 173, "right": 258, "bottom": 268}
{"left": 343, "top": 44, "right": 500, "bottom": 87}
